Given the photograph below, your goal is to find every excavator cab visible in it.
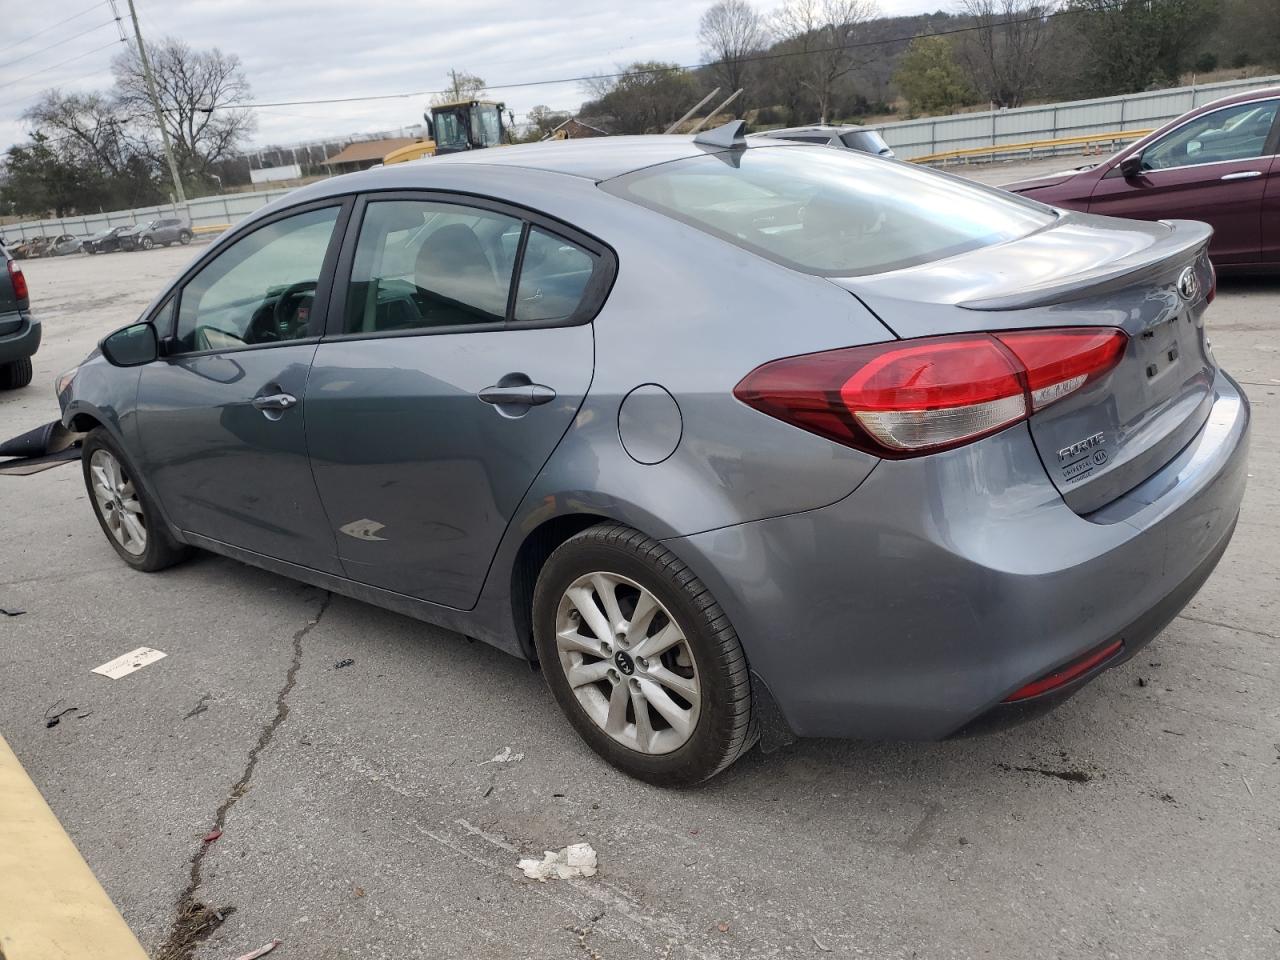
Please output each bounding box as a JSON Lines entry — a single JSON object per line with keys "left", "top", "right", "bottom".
{"left": 427, "top": 100, "right": 506, "bottom": 154}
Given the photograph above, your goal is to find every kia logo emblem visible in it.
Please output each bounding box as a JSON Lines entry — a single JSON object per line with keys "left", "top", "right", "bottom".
{"left": 1177, "top": 267, "right": 1200, "bottom": 302}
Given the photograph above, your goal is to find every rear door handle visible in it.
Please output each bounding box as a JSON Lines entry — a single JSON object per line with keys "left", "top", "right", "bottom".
{"left": 251, "top": 393, "right": 298, "bottom": 412}
{"left": 1220, "top": 170, "right": 1263, "bottom": 180}
{"left": 478, "top": 383, "right": 556, "bottom": 407}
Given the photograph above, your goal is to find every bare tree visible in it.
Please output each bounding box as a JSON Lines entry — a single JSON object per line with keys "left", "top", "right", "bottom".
{"left": 432, "top": 70, "right": 487, "bottom": 105}
{"left": 23, "top": 91, "right": 134, "bottom": 177}
{"left": 957, "top": 0, "right": 1056, "bottom": 108}
{"left": 770, "top": 0, "right": 880, "bottom": 123}
{"left": 699, "top": 0, "right": 765, "bottom": 95}
{"left": 112, "top": 38, "right": 255, "bottom": 185}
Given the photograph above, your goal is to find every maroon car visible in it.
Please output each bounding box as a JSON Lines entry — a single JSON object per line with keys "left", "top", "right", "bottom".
{"left": 1005, "top": 88, "right": 1280, "bottom": 270}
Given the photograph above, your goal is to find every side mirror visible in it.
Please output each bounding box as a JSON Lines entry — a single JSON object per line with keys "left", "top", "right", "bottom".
{"left": 101, "top": 322, "right": 158, "bottom": 367}
{"left": 1118, "top": 153, "right": 1144, "bottom": 178}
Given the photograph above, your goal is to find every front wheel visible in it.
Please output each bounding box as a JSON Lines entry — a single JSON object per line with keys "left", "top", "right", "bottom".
{"left": 533, "top": 523, "right": 755, "bottom": 785}
{"left": 140, "top": 237, "right": 153, "bottom": 250}
{"left": 82, "top": 429, "right": 190, "bottom": 572}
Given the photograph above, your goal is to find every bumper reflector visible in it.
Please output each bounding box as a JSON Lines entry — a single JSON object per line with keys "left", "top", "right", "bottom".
{"left": 1002, "top": 639, "right": 1125, "bottom": 702}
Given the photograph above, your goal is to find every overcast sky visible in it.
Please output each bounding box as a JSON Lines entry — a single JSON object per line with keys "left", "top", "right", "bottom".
{"left": 2, "top": 0, "right": 950, "bottom": 155}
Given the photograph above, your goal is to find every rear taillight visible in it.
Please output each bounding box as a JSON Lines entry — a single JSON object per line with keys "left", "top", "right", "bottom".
{"left": 733, "top": 327, "right": 1127, "bottom": 458}
{"left": 7, "top": 260, "right": 27, "bottom": 301}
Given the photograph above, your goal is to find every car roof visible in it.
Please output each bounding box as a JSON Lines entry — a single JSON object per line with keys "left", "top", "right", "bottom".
{"left": 1193, "top": 85, "right": 1280, "bottom": 112}
{"left": 302, "top": 133, "right": 804, "bottom": 195}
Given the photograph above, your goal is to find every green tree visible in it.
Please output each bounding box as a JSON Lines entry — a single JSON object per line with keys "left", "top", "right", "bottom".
{"left": 894, "top": 36, "right": 976, "bottom": 114}
{"left": 1068, "top": 0, "right": 1221, "bottom": 93}
{"left": 580, "top": 63, "right": 701, "bottom": 134}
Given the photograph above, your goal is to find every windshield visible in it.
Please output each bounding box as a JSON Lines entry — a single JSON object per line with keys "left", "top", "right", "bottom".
{"left": 471, "top": 106, "right": 502, "bottom": 147}
{"left": 602, "top": 146, "right": 1054, "bottom": 276}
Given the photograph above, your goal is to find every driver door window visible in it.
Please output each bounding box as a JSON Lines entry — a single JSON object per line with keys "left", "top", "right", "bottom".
{"left": 1142, "top": 100, "right": 1279, "bottom": 171}
{"left": 174, "top": 206, "right": 339, "bottom": 353}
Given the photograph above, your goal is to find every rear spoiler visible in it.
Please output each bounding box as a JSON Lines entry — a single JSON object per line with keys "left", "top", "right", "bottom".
{"left": 959, "top": 219, "right": 1212, "bottom": 312}
{"left": 0, "top": 421, "right": 82, "bottom": 476}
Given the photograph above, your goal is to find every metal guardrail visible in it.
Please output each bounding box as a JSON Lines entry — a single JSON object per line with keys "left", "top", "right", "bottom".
{"left": 913, "top": 128, "right": 1153, "bottom": 165}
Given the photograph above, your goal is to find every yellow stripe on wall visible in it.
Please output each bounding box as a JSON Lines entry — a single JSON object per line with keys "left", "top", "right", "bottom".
{"left": 0, "top": 735, "right": 149, "bottom": 960}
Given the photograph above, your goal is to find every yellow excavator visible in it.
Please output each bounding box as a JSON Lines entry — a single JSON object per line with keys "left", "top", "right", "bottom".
{"left": 382, "top": 100, "right": 508, "bottom": 165}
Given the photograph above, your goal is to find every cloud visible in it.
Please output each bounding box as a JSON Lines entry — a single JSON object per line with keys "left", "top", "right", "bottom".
{"left": 2, "top": 0, "right": 946, "bottom": 155}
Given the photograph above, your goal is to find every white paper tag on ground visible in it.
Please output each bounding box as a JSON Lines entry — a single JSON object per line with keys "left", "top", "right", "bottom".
{"left": 92, "top": 647, "right": 167, "bottom": 679}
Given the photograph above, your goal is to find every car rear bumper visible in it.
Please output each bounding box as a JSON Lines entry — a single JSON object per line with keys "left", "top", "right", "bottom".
{"left": 667, "top": 369, "right": 1250, "bottom": 741}
{"left": 0, "top": 312, "right": 40, "bottom": 364}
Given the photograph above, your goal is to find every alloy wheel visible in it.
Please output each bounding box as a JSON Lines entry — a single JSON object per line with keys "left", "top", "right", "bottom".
{"left": 554, "top": 571, "right": 701, "bottom": 755}
{"left": 89, "top": 449, "right": 147, "bottom": 556}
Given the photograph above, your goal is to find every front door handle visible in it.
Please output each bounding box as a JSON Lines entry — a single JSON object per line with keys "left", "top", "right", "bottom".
{"left": 1220, "top": 170, "right": 1263, "bottom": 180}
{"left": 478, "top": 383, "right": 556, "bottom": 407}
{"left": 251, "top": 392, "right": 298, "bottom": 413}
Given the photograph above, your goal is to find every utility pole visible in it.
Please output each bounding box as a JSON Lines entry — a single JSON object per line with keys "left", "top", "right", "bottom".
{"left": 125, "top": 0, "right": 186, "bottom": 204}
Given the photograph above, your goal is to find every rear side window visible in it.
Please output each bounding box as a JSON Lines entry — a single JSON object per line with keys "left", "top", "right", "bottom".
{"left": 514, "top": 228, "right": 595, "bottom": 323}
{"left": 344, "top": 199, "right": 521, "bottom": 334}
{"left": 603, "top": 147, "right": 1054, "bottom": 276}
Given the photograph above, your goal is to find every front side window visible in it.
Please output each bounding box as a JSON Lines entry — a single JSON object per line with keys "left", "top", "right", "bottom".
{"left": 1141, "top": 100, "right": 1279, "bottom": 171}
{"left": 344, "top": 199, "right": 521, "bottom": 334}
{"left": 175, "top": 206, "right": 338, "bottom": 353}
{"left": 603, "top": 146, "right": 1054, "bottom": 277}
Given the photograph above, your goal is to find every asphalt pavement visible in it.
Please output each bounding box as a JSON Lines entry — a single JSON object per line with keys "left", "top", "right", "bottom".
{"left": 1, "top": 165, "right": 1277, "bottom": 959}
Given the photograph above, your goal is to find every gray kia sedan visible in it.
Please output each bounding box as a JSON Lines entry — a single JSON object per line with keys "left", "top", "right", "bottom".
{"left": 49, "top": 124, "right": 1249, "bottom": 783}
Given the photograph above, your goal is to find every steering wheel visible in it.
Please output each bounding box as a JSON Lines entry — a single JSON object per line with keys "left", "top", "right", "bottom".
{"left": 269, "top": 280, "right": 318, "bottom": 339}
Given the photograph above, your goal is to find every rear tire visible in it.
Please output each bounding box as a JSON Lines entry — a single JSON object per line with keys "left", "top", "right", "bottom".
{"left": 178, "top": 231, "right": 192, "bottom": 245}
{"left": 533, "top": 523, "right": 755, "bottom": 785}
{"left": 0, "top": 357, "right": 33, "bottom": 390}
{"left": 81, "top": 428, "right": 190, "bottom": 572}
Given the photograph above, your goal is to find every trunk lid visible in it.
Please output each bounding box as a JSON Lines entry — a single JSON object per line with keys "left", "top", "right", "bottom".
{"left": 830, "top": 215, "right": 1217, "bottom": 514}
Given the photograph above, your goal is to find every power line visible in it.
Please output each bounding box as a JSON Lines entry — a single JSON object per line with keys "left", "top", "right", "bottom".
{"left": 0, "top": 20, "right": 119, "bottom": 72}
{"left": 212, "top": 0, "right": 1128, "bottom": 111}
{"left": 0, "top": 1, "right": 108, "bottom": 56}
{"left": 0, "top": 38, "right": 126, "bottom": 93}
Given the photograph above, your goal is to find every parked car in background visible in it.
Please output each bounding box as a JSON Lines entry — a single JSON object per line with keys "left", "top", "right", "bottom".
{"left": 750, "top": 123, "right": 895, "bottom": 157}
{"left": 50, "top": 235, "right": 84, "bottom": 256}
{"left": 120, "top": 218, "right": 194, "bottom": 251}
{"left": 83, "top": 226, "right": 132, "bottom": 255}
{"left": 39, "top": 128, "right": 1248, "bottom": 784}
{"left": 0, "top": 242, "right": 38, "bottom": 389}
{"left": 11, "top": 236, "right": 55, "bottom": 260}
{"left": 1005, "top": 87, "right": 1280, "bottom": 270}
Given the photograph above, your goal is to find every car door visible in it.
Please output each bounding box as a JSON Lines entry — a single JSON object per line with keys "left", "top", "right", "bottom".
{"left": 1089, "top": 97, "right": 1280, "bottom": 265}
{"left": 305, "top": 193, "right": 611, "bottom": 609}
{"left": 135, "top": 199, "right": 351, "bottom": 572}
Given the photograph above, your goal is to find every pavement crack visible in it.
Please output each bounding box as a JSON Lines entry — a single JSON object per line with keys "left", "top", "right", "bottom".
{"left": 153, "top": 591, "right": 331, "bottom": 960}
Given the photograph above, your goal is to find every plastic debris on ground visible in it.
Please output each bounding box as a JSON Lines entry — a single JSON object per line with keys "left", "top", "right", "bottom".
{"left": 518, "top": 843, "right": 598, "bottom": 881}
{"left": 203, "top": 828, "right": 223, "bottom": 843}
{"left": 91, "top": 646, "right": 167, "bottom": 679}
{"left": 334, "top": 658, "right": 354, "bottom": 669}
{"left": 0, "top": 607, "right": 25, "bottom": 616}
{"left": 233, "top": 940, "right": 281, "bottom": 960}
{"left": 480, "top": 746, "right": 523, "bottom": 765}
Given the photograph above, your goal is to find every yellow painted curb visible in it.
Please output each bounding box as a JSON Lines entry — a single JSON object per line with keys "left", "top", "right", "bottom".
{"left": 0, "top": 735, "right": 149, "bottom": 960}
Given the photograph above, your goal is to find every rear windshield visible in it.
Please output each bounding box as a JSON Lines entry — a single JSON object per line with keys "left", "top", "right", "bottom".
{"left": 602, "top": 146, "right": 1054, "bottom": 276}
